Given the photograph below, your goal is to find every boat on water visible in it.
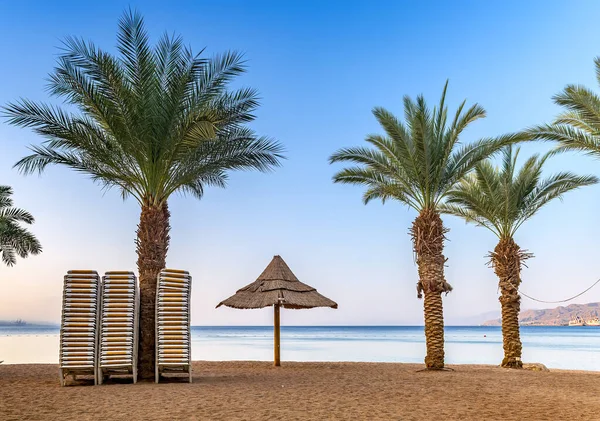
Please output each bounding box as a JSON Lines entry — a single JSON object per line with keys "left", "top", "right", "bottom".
{"left": 587, "top": 317, "right": 600, "bottom": 326}
{"left": 568, "top": 315, "right": 600, "bottom": 326}
{"left": 569, "top": 316, "right": 586, "bottom": 326}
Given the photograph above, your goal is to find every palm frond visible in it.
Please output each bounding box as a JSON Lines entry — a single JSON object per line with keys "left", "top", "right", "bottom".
{"left": 517, "top": 172, "right": 598, "bottom": 231}
{"left": 528, "top": 58, "right": 600, "bottom": 158}
{"left": 163, "top": 127, "right": 284, "bottom": 199}
{"left": 438, "top": 203, "right": 499, "bottom": 236}
{"left": 552, "top": 84, "right": 600, "bottom": 131}
{"left": 442, "top": 132, "right": 527, "bottom": 198}
{"left": 0, "top": 207, "right": 35, "bottom": 224}
{"left": 526, "top": 123, "right": 600, "bottom": 157}
{"left": 0, "top": 186, "right": 42, "bottom": 266}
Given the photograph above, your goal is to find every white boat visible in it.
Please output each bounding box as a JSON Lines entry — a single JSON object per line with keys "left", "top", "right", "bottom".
{"left": 586, "top": 317, "right": 600, "bottom": 326}
{"left": 568, "top": 315, "right": 586, "bottom": 326}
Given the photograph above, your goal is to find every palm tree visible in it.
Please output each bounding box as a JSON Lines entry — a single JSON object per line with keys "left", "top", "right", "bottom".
{"left": 442, "top": 146, "right": 597, "bottom": 367}
{"left": 0, "top": 186, "right": 42, "bottom": 266}
{"left": 3, "top": 11, "right": 283, "bottom": 378}
{"left": 329, "top": 82, "right": 523, "bottom": 369}
{"left": 527, "top": 57, "right": 600, "bottom": 157}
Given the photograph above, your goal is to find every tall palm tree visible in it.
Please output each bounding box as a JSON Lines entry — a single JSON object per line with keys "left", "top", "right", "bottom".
{"left": 0, "top": 186, "right": 42, "bottom": 266}
{"left": 3, "top": 11, "right": 283, "bottom": 378}
{"left": 527, "top": 57, "right": 600, "bottom": 157}
{"left": 442, "top": 146, "right": 596, "bottom": 367}
{"left": 329, "top": 82, "right": 523, "bottom": 369}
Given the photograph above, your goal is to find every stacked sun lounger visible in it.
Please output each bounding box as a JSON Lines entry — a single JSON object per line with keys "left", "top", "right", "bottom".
{"left": 59, "top": 270, "right": 101, "bottom": 386}
{"left": 155, "top": 269, "right": 192, "bottom": 383}
{"left": 98, "top": 271, "right": 139, "bottom": 384}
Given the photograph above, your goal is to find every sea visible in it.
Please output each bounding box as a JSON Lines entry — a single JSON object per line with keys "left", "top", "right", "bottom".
{"left": 1, "top": 325, "right": 599, "bottom": 371}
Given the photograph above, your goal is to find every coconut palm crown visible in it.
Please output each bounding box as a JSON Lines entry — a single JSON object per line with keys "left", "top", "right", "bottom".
{"left": 0, "top": 186, "right": 42, "bottom": 266}
{"left": 442, "top": 146, "right": 597, "bottom": 367}
{"left": 2, "top": 10, "right": 284, "bottom": 377}
{"left": 329, "top": 81, "right": 524, "bottom": 369}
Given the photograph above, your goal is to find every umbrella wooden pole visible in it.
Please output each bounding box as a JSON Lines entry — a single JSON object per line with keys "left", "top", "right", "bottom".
{"left": 274, "top": 304, "right": 281, "bottom": 366}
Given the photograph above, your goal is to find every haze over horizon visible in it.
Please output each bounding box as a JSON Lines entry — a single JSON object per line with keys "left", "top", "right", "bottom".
{"left": 2, "top": 0, "right": 600, "bottom": 326}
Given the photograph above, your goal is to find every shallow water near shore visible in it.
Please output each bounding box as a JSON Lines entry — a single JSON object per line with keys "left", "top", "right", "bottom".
{"left": 1, "top": 325, "right": 599, "bottom": 370}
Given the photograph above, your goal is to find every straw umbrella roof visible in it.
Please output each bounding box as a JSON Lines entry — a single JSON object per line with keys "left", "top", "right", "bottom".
{"left": 216, "top": 255, "right": 338, "bottom": 310}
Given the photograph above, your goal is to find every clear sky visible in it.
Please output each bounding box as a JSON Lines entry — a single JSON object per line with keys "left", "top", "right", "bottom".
{"left": 2, "top": 0, "right": 600, "bottom": 326}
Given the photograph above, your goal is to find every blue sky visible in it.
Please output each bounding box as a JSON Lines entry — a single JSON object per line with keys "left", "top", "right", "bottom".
{"left": 2, "top": 0, "right": 600, "bottom": 325}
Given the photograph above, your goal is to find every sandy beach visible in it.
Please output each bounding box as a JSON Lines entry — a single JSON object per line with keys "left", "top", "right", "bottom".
{"left": 1, "top": 361, "right": 599, "bottom": 420}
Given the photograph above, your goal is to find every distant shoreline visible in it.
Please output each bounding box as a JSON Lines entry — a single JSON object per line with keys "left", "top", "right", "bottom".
{"left": 0, "top": 322, "right": 59, "bottom": 328}
{"left": 2, "top": 324, "right": 598, "bottom": 328}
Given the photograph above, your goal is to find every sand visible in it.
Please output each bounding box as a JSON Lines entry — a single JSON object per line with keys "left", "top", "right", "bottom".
{"left": 1, "top": 361, "right": 599, "bottom": 420}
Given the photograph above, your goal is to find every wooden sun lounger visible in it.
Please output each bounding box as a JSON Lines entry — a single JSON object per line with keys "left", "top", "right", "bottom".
{"left": 98, "top": 271, "right": 139, "bottom": 384}
{"left": 155, "top": 269, "right": 192, "bottom": 383}
{"left": 59, "top": 270, "right": 101, "bottom": 386}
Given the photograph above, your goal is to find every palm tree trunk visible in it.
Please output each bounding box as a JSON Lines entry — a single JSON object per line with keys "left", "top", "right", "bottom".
{"left": 490, "top": 237, "right": 528, "bottom": 369}
{"left": 412, "top": 209, "right": 452, "bottom": 369}
{"left": 136, "top": 201, "right": 171, "bottom": 379}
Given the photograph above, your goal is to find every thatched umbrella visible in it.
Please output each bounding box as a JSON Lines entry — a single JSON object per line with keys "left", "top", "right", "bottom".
{"left": 217, "top": 255, "right": 337, "bottom": 366}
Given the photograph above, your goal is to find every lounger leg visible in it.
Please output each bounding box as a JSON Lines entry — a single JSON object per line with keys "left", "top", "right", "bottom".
{"left": 133, "top": 365, "right": 137, "bottom": 384}
{"left": 98, "top": 368, "right": 103, "bottom": 385}
{"left": 59, "top": 368, "right": 64, "bottom": 387}
{"left": 189, "top": 367, "right": 192, "bottom": 383}
{"left": 155, "top": 365, "right": 159, "bottom": 384}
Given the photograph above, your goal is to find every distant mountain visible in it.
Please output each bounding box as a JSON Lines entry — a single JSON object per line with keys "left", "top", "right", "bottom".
{"left": 482, "top": 303, "right": 600, "bottom": 326}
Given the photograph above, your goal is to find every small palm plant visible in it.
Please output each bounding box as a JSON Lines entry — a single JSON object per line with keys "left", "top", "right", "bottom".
{"left": 528, "top": 57, "right": 600, "bottom": 156}
{"left": 442, "top": 146, "right": 597, "bottom": 367}
{"left": 3, "top": 10, "right": 283, "bottom": 377}
{"left": 329, "top": 82, "right": 523, "bottom": 369}
{"left": 0, "top": 186, "right": 42, "bottom": 266}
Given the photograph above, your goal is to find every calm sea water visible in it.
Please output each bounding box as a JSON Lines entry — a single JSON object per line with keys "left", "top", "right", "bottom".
{"left": 1, "top": 325, "right": 599, "bottom": 371}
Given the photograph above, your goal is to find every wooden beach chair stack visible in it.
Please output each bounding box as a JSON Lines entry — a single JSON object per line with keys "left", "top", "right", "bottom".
{"left": 155, "top": 269, "right": 192, "bottom": 383}
{"left": 59, "top": 270, "right": 101, "bottom": 386}
{"left": 98, "top": 271, "right": 139, "bottom": 384}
